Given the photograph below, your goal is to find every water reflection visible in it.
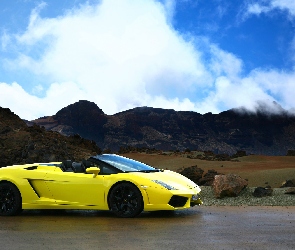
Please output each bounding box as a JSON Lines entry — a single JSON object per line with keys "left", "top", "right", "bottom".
{"left": 1, "top": 207, "right": 293, "bottom": 249}
{"left": 0, "top": 208, "right": 203, "bottom": 233}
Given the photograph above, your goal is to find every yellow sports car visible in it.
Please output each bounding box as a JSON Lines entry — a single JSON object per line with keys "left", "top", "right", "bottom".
{"left": 0, "top": 154, "right": 202, "bottom": 217}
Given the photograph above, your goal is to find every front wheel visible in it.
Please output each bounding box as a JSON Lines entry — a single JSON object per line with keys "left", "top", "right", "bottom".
{"left": 108, "top": 183, "right": 143, "bottom": 218}
{"left": 0, "top": 182, "right": 22, "bottom": 216}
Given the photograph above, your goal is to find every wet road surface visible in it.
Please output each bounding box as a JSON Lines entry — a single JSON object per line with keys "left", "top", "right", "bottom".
{"left": 0, "top": 206, "right": 294, "bottom": 250}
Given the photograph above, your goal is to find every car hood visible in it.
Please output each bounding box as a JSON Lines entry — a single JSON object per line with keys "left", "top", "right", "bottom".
{"left": 130, "top": 170, "right": 200, "bottom": 191}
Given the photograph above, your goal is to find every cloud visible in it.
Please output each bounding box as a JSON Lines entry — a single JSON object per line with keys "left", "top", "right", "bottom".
{"left": 1, "top": 0, "right": 212, "bottom": 119}
{"left": 269, "top": 0, "right": 295, "bottom": 16}
{"left": 246, "top": 0, "right": 295, "bottom": 17}
{"left": 0, "top": 81, "right": 86, "bottom": 120}
{"left": 162, "top": 0, "right": 176, "bottom": 22}
{"left": 0, "top": 0, "right": 295, "bottom": 120}
{"left": 196, "top": 66, "right": 295, "bottom": 115}
{"left": 248, "top": 69, "right": 295, "bottom": 110}
{"left": 246, "top": 3, "right": 270, "bottom": 16}
{"left": 1, "top": 31, "right": 10, "bottom": 50}
{"left": 209, "top": 45, "right": 243, "bottom": 78}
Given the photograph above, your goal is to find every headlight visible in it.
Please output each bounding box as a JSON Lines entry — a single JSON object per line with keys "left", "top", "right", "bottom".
{"left": 191, "top": 194, "right": 199, "bottom": 201}
{"left": 152, "top": 180, "right": 177, "bottom": 190}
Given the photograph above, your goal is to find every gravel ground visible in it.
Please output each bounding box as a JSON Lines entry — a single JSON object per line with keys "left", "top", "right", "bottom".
{"left": 200, "top": 186, "right": 295, "bottom": 206}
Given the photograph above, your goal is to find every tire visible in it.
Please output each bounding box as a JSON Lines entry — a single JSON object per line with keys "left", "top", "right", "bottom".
{"left": 0, "top": 182, "right": 22, "bottom": 216}
{"left": 108, "top": 182, "right": 143, "bottom": 218}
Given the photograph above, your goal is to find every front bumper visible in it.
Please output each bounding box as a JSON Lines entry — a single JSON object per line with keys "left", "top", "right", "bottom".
{"left": 142, "top": 186, "right": 202, "bottom": 211}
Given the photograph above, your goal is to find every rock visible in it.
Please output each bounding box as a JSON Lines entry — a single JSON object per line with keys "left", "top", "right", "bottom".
{"left": 178, "top": 165, "right": 204, "bottom": 184}
{"left": 286, "top": 150, "right": 295, "bottom": 156}
{"left": 253, "top": 187, "right": 273, "bottom": 197}
{"left": 212, "top": 174, "right": 248, "bottom": 198}
{"left": 231, "top": 150, "right": 247, "bottom": 158}
{"left": 197, "top": 169, "right": 221, "bottom": 186}
{"left": 280, "top": 179, "right": 295, "bottom": 188}
{"left": 285, "top": 187, "right": 295, "bottom": 194}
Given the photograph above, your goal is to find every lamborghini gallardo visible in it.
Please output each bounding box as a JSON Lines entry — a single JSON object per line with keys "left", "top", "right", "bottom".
{"left": 0, "top": 154, "right": 202, "bottom": 217}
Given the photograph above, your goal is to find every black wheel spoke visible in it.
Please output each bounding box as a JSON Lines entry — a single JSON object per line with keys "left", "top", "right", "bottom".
{"left": 0, "top": 183, "right": 22, "bottom": 216}
{"left": 109, "top": 183, "right": 143, "bottom": 218}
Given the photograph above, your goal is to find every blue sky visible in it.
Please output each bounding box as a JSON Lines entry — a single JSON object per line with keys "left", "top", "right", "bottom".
{"left": 1, "top": 0, "right": 295, "bottom": 119}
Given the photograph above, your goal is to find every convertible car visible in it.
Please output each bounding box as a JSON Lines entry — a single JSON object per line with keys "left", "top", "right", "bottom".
{"left": 0, "top": 154, "right": 202, "bottom": 217}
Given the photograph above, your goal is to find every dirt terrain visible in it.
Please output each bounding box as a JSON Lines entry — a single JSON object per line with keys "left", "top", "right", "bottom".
{"left": 122, "top": 153, "right": 295, "bottom": 188}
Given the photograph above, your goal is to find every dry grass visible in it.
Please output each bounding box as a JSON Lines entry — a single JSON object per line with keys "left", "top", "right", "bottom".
{"left": 122, "top": 153, "right": 295, "bottom": 188}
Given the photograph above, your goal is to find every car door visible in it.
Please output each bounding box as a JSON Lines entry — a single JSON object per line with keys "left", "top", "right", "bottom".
{"left": 44, "top": 171, "right": 105, "bottom": 208}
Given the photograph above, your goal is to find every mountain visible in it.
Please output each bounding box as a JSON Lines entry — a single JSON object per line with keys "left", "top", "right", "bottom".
{"left": 30, "top": 100, "right": 295, "bottom": 156}
{"left": 0, "top": 106, "right": 101, "bottom": 167}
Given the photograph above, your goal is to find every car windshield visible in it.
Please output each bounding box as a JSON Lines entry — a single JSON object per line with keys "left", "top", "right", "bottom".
{"left": 92, "top": 154, "right": 159, "bottom": 172}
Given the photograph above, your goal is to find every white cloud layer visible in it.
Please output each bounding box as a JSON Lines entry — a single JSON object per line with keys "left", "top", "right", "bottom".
{"left": 0, "top": 0, "right": 295, "bottom": 120}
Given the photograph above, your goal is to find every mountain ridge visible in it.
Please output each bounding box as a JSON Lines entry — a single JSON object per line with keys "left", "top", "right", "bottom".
{"left": 0, "top": 106, "right": 101, "bottom": 167}
{"left": 30, "top": 100, "right": 295, "bottom": 156}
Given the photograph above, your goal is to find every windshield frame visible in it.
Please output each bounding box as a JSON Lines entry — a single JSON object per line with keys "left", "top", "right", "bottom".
{"left": 89, "top": 154, "right": 159, "bottom": 173}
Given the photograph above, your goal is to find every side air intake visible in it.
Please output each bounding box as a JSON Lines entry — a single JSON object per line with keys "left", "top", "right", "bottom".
{"left": 168, "top": 195, "right": 188, "bottom": 207}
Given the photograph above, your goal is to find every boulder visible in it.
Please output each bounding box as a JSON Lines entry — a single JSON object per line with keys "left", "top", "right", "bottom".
{"left": 286, "top": 150, "right": 295, "bottom": 156}
{"left": 285, "top": 187, "right": 295, "bottom": 194}
{"left": 197, "top": 169, "right": 221, "bottom": 186}
{"left": 253, "top": 187, "right": 273, "bottom": 197}
{"left": 178, "top": 166, "right": 204, "bottom": 184}
{"left": 212, "top": 174, "right": 248, "bottom": 198}
{"left": 280, "top": 179, "right": 295, "bottom": 188}
{"left": 231, "top": 150, "right": 247, "bottom": 158}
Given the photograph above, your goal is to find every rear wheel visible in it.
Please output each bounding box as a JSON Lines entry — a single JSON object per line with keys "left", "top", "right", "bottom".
{"left": 108, "top": 183, "right": 143, "bottom": 218}
{"left": 0, "top": 182, "right": 22, "bottom": 216}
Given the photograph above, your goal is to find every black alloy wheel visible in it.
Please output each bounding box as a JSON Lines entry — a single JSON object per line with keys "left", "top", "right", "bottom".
{"left": 0, "top": 182, "right": 22, "bottom": 216}
{"left": 108, "top": 183, "right": 143, "bottom": 218}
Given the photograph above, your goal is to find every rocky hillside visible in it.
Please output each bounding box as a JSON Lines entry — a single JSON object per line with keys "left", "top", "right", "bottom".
{"left": 31, "top": 100, "right": 295, "bottom": 155}
{"left": 0, "top": 107, "right": 101, "bottom": 167}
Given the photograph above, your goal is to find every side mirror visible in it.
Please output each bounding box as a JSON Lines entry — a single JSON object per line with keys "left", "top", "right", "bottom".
{"left": 86, "top": 167, "right": 100, "bottom": 178}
